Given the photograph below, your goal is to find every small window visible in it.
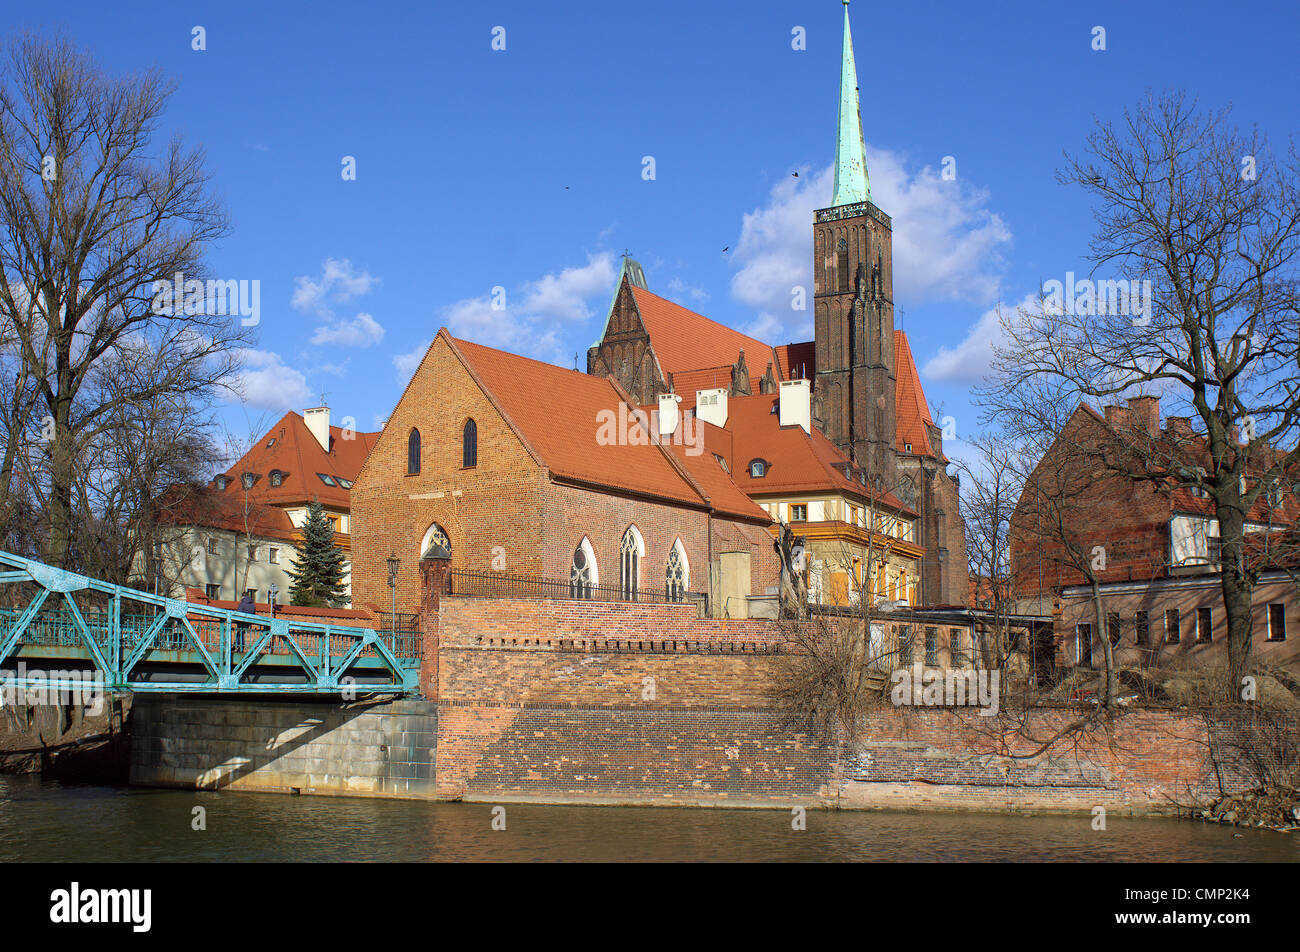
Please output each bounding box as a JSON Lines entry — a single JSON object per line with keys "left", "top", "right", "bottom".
{"left": 408, "top": 428, "right": 421, "bottom": 475}
{"left": 904, "top": 442, "right": 912, "bottom": 453}
{"left": 214, "top": 475, "right": 229, "bottom": 491}
{"left": 335, "top": 477, "right": 353, "bottom": 489}
{"left": 241, "top": 472, "right": 255, "bottom": 490}
{"left": 205, "top": 584, "right": 220, "bottom": 599}
{"left": 1076, "top": 624, "right": 1093, "bottom": 666}
{"left": 269, "top": 470, "right": 283, "bottom": 487}
{"left": 1197, "top": 607, "right": 1213, "bottom": 643}
{"left": 897, "top": 625, "right": 913, "bottom": 666}
{"left": 1268, "top": 604, "right": 1287, "bottom": 642}
{"left": 269, "top": 547, "right": 279, "bottom": 564}
{"left": 1108, "top": 612, "right": 1123, "bottom": 646}
{"left": 749, "top": 459, "right": 767, "bottom": 478}
{"left": 949, "top": 630, "right": 963, "bottom": 667}
{"left": 790, "top": 504, "right": 808, "bottom": 522}
{"left": 207, "top": 537, "right": 218, "bottom": 555}
{"left": 924, "top": 627, "right": 938, "bottom": 666}
{"left": 463, "top": 418, "right": 478, "bottom": 468}
{"left": 1164, "top": 609, "right": 1180, "bottom": 645}
{"left": 267, "top": 437, "right": 276, "bottom": 448}
{"left": 317, "top": 473, "right": 337, "bottom": 486}
{"left": 1135, "top": 611, "right": 1149, "bottom": 646}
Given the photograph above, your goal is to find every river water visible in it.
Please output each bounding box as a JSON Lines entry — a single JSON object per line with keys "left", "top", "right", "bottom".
{"left": 1, "top": 776, "right": 1296, "bottom": 862}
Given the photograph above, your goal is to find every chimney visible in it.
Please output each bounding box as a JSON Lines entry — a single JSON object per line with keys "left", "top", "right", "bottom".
{"left": 303, "top": 406, "right": 331, "bottom": 452}
{"left": 1103, "top": 405, "right": 1132, "bottom": 430}
{"left": 779, "top": 379, "right": 811, "bottom": 434}
{"left": 1126, "top": 395, "right": 1160, "bottom": 436}
{"left": 695, "top": 388, "right": 728, "bottom": 428}
{"left": 657, "top": 392, "right": 681, "bottom": 438}
{"left": 1165, "top": 416, "right": 1195, "bottom": 442}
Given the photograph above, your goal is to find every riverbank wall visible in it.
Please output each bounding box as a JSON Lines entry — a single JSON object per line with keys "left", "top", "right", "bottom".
{"left": 126, "top": 597, "right": 1287, "bottom": 813}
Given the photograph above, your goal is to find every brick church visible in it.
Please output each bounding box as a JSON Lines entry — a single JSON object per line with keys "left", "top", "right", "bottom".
{"left": 587, "top": 1, "right": 968, "bottom": 606}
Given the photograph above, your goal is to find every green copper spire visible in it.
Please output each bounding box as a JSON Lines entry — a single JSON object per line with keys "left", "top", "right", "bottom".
{"left": 832, "top": 0, "right": 870, "bottom": 206}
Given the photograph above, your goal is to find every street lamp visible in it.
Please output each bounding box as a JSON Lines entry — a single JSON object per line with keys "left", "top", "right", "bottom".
{"left": 386, "top": 553, "right": 400, "bottom": 642}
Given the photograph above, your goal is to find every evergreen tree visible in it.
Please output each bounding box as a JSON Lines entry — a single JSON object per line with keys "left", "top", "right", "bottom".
{"left": 287, "top": 498, "right": 347, "bottom": 607}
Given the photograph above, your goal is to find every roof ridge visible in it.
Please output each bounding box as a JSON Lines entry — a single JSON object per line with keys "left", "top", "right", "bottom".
{"left": 606, "top": 374, "right": 712, "bottom": 508}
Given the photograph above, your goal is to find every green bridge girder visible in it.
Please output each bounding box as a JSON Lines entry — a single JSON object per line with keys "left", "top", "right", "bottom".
{"left": 0, "top": 550, "right": 420, "bottom": 696}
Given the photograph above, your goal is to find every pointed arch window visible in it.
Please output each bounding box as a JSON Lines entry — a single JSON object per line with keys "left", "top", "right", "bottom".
{"left": 620, "top": 527, "right": 643, "bottom": 601}
{"left": 837, "top": 237, "right": 850, "bottom": 292}
{"left": 570, "top": 537, "right": 597, "bottom": 599}
{"left": 665, "top": 540, "right": 688, "bottom": 602}
{"left": 462, "top": 418, "right": 478, "bottom": 468}
{"left": 407, "top": 428, "right": 421, "bottom": 475}
{"left": 421, "top": 522, "right": 451, "bottom": 560}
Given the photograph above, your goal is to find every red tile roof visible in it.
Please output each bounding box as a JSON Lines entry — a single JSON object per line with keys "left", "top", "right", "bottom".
{"left": 156, "top": 411, "right": 378, "bottom": 537}
{"left": 775, "top": 341, "right": 816, "bottom": 381}
{"left": 444, "top": 331, "right": 770, "bottom": 524}
{"left": 221, "top": 411, "right": 378, "bottom": 509}
{"left": 630, "top": 287, "right": 780, "bottom": 381}
{"left": 680, "top": 393, "right": 914, "bottom": 515}
{"left": 894, "top": 330, "right": 941, "bottom": 460}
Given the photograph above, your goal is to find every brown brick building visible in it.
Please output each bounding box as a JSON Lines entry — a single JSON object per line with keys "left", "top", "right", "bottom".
{"left": 1011, "top": 396, "right": 1300, "bottom": 674}
{"left": 350, "top": 330, "right": 778, "bottom": 619}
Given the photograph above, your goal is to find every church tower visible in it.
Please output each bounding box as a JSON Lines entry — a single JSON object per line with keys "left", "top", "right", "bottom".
{"left": 813, "top": 0, "right": 896, "bottom": 486}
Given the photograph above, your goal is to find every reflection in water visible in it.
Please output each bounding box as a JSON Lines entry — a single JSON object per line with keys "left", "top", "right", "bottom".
{"left": 1, "top": 776, "right": 1297, "bottom": 862}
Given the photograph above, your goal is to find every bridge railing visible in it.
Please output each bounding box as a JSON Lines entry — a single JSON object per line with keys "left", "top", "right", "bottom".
{"left": 0, "top": 550, "right": 422, "bottom": 694}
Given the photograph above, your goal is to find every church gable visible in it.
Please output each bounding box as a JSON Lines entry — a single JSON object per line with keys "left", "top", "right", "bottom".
{"left": 587, "top": 273, "right": 664, "bottom": 405}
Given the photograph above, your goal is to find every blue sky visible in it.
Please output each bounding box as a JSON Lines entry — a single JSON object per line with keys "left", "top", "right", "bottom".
{"left": 15, "top": 0, "right": 1299, "bottom": 463}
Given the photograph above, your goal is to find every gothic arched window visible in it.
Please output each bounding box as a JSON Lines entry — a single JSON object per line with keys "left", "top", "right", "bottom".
{"left": 569, "top": 537, "right": 597, "bottom": 599}
{"left": 462, "top": 418, "right": 478, "bottom": 468}
{"left": 620, "top": 527, "right": 643, "bottom": 601}
{"left": 665, "top": 540, "right": 688, "bottom": 602}
{"left": 407, "top": 428, "right": 421, "bottom": 475}
{"left": 837, "top": 237, "right": 850, "bottom": 292}
{"left": 421, "top": 522, "right": 451, "bottom": 560}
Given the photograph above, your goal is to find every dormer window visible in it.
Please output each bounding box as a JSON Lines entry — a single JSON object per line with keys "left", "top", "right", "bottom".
{"left": 749, "top": 459, "right": 768, "bottom": 478}
{"left": 241, "top": 472, "right": 255, "bottom": 491}
{"left": 269, "top": 470, "right": 284, "bottom": 488}
{"left": 214, "top": 475, "right": 229, "bottom": 491}
{"left": 904, "top": 442, "right": 913, "bottom": 453}
{"left": 266, "top": 437, "right": 276, "bottom": 448}
{"left": 336, "top": 477, "right": 353, "bottom": 490}
{"left": 318, "top": 473, "right": 337, "bottom": 487}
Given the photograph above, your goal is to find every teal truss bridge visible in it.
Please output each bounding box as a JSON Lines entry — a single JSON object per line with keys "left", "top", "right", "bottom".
{"left": 0, "top": 551, "right": 420, "bottom": 696}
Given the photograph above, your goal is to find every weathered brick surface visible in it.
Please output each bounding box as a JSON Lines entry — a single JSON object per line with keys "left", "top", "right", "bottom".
{"left": 128, "top": 598, "right": 1294, "bottom": 814}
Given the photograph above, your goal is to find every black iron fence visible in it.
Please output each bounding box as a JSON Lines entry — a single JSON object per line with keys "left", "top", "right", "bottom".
{"left": 375, "top": 611, "right": 422, "bottom": 659}
{"left": 447, "top": 569, "right": 708, "bottom": 612}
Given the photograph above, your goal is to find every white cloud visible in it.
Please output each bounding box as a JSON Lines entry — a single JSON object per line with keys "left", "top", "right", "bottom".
{"left": 667, "top": 276, "right": 710, "bottom": 304}
{"left": 231, "top": 349, "right": 313, "bottom": 411}
{"left": 519, "top": 253, "right": 615, "bottom": 320}
{"left": 393, "top": 339, "right": 432, "bottom": 386}
{"left": 729, "top": 150, "right": 1012, "bottom": 344}
{"left": 922, "top": 293, "right": 1039, "bottom": 384}
{"left": 293, "top": 259, "right": 385, "bottom": 348}
{"left": 403, "top": 252, "right": 615, "bottom": 373}
{"left": 310, "top": 311, "right": 385, "bottom": 348}
{"left": 291, "top": 258, "right": 379, "bottom": 315}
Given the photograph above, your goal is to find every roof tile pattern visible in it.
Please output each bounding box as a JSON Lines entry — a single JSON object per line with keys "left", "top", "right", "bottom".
{"left": 449, "top": 333, "right": 770, "bottom": 524}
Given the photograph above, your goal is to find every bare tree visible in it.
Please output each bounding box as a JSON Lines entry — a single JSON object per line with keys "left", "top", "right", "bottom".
{"left": 982, "top": 91, "right": 1300, "bottom": 700}
{"left": 0, "top": 33, "right": 250, "bottom": 567}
